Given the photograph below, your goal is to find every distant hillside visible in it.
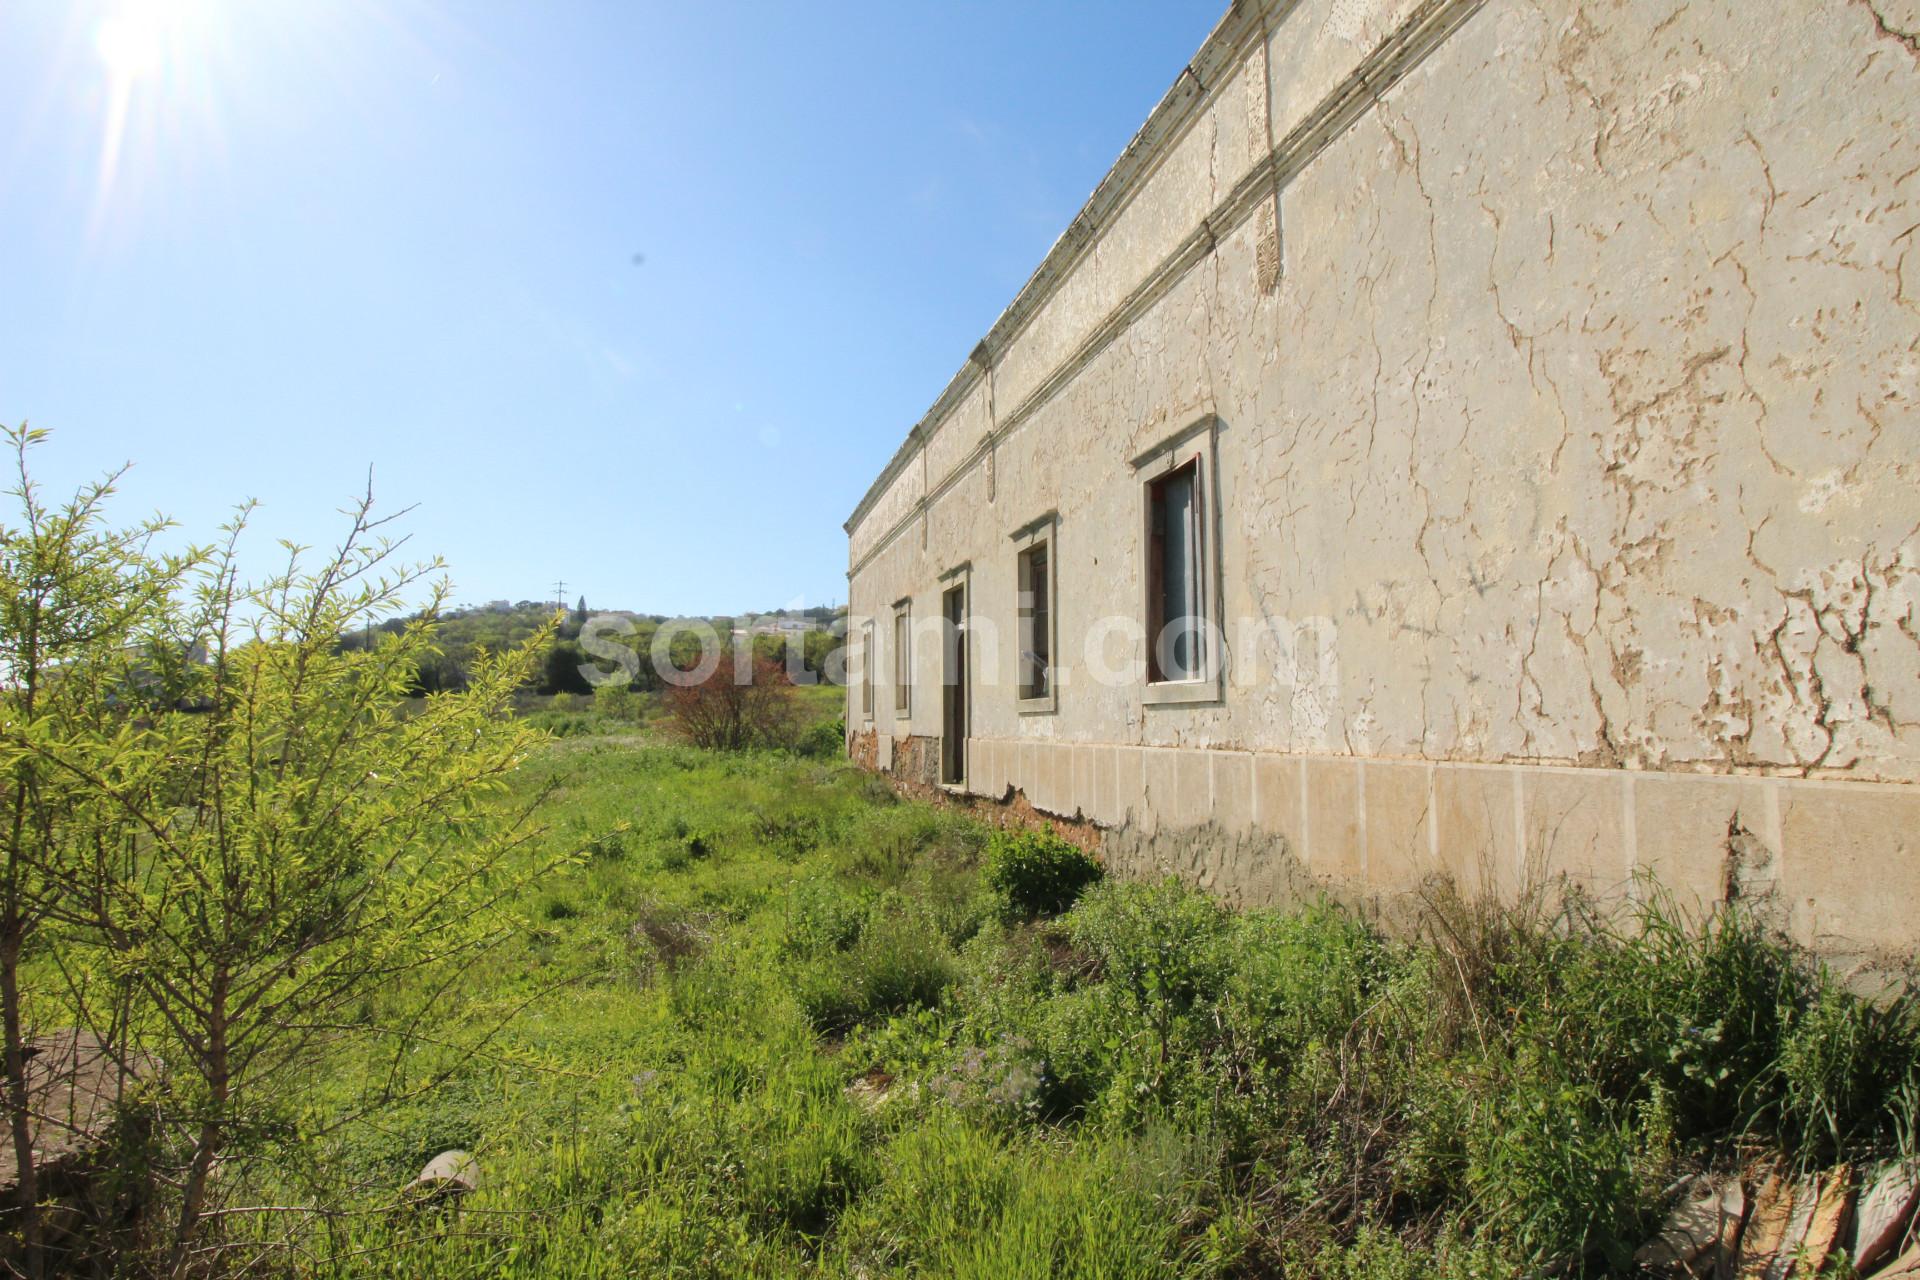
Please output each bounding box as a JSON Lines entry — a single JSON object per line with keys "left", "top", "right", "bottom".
{"left": 339, "top": 600, "right": 844, "bottom": 696}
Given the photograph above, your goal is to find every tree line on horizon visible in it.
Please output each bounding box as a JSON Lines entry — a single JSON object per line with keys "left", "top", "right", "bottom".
{"left": 336, "top": 598, "right": 845, "bottom": 697}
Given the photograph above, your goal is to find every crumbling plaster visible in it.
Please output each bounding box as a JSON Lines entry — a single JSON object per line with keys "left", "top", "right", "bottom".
{"left": 845, "top": 0, "right": 1920, "bottom": 961}
{"left": 1259, "top": 0, "right": 1920, "bottom": 780}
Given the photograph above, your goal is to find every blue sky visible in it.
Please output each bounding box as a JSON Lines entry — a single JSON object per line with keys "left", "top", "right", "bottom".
{"left": 0, "top": 1, "right": 1224, "bottom": 616}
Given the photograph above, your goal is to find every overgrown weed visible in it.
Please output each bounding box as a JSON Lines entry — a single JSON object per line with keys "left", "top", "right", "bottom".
{"left": 211, "top": 744, "right": 1920, "bottom": 1277}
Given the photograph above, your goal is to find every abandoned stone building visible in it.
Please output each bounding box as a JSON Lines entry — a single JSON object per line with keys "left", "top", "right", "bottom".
{"left": 843, "top": 0, "right": 1920, "bottom": 968}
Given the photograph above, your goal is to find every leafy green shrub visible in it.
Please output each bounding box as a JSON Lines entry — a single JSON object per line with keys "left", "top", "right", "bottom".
{"left": 1021, "top": 985, "right": 1135, "bottom": 1120}
{"left": 1221, "top": 901, "right": 1395, "bottom": 1064}
{"left": 1067, "top": 879, "right": 1228, "bottom": 1019}
{"left": 800, "top": 715, "right": 846, "bottom": 758}
{"left": 592, "top": 681, "right": 640, "bottom": 721}
{"left": 983, "top": 827, "right": 1103, "bottom": 918}
{"left": 1393, "top": 1059, "right": 1476, "bottom": 1204}
{"left": 845, "top": 1004, "right": 952, "bottom": 1082}
{"left": 1051, "top": 878, "right": 1234, "bottom": 1110}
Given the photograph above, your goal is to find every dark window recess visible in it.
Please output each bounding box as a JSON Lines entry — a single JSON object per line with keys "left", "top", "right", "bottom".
{"left": 893, "top": 607, "right": 910, "bottom": 714}
{"left": 861, "top": 621, "right": 875, "bottom": 716}
{"left": 941, "top": 585, "right": 968, "bottom": 784}
{"left": 1018, "top": 543, "right": 1050, "bottom": 700}
{"left": 1147, "top": 461, "right": 1203, "bottom": 683}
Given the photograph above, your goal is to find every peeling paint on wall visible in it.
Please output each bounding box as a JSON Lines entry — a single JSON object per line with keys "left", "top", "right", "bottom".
{"left": 844, "top": 0, "right": 1920, "bottom": 968}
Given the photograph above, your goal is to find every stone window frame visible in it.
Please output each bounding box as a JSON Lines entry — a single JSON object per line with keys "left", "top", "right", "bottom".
{"left": 891, "top": 598, "right": 912, "bottom": 720}
{"left": 1010, "top": 510, "right": 1060, "bottom": 715}
{"left": 1132, "top": 414, "right": 1225, "bottom": 708}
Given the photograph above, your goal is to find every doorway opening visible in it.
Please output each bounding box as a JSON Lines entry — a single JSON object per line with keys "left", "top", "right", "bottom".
{"left": 940, "top": 582, "right": 968, "bottom": 786}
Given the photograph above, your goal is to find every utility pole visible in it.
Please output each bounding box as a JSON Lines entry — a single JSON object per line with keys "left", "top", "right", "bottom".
{"left": 552, "top": 580, "right": 567, "bottom": 615}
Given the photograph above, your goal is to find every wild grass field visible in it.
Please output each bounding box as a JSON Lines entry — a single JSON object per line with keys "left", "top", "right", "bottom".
{"left": 224, "top": 722, "right": 1919, "bottom": 1278}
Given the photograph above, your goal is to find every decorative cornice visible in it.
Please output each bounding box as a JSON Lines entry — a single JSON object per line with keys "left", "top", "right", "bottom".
{"left": 843, "top": 0, "right": 1285, "bottom": 537}
{"left": 1007, "top": 508, "right": 1059, "bottom": 542}
{"left": 845, "top": 0, "right": 1485, "bottom": 566}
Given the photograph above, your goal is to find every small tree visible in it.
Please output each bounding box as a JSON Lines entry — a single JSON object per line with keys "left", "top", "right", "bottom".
{"left": 664, "top": 653, "right": 799, "bottom": 751}
{"left": 540, "top": 635, "right": 594, "bottom": 695}
{"left": 593, "top": 680, "right": 639, "bottom": 721}
{"left": 0, "top": 432, "right": 558, "bottom": 1272}
{"left": 0, "top": 427, "right": 190, "bottom": 1278}
{"left": 801, "top": 627, "right": 843, "bottom": 682}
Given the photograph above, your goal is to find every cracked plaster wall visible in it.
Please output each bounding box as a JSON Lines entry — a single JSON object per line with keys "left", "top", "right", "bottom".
{"left": 1265, "top": 0, "right": 1920, "bottom": 781}
{"left": 846, "top": 0, "right": 1920, "bottom": 963}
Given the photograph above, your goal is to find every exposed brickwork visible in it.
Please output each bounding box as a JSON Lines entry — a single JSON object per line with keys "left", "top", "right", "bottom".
{"left": 892, "top": 733, "right": 942, "bottom": 788}
{"left": 848, "top": 746, "right": 1103, "bottom": 854}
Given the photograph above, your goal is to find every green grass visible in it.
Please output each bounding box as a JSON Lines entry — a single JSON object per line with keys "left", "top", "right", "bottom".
{"left": 513, "top": 680, "right": 844, "bottom": 746}
{"left": 213, "top": 738, "right": 1919, "bottom": 1278}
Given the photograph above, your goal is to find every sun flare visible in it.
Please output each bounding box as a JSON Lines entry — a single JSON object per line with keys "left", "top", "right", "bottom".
{"left": 94, "top": 13, "right": 166, "bottom": 82}
{"left": 87, "top": 0, "right": 221, "bottom": 234}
